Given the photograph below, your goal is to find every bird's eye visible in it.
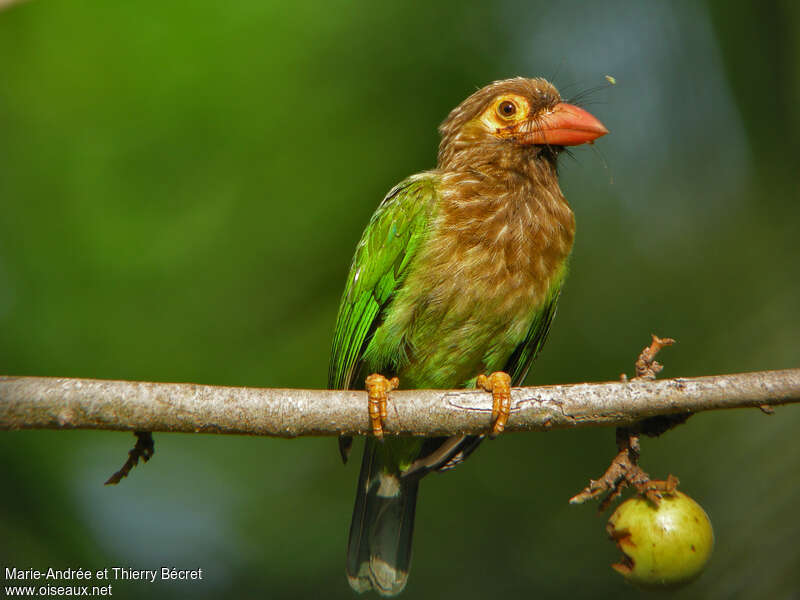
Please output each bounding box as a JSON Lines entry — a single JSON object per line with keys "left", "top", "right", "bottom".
{"left": 497, "top": 100, "right": 517, "bottom": 119}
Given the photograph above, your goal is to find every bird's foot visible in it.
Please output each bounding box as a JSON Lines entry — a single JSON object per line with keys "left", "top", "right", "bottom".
{"left": 476, "top": 371, "right": 512, "bottom": 439}
{"left": 365, "top": 373, "right": 399, "bottom": 440}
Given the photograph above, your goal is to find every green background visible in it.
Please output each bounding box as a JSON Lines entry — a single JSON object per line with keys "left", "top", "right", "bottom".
{"left": 1, "top": 1, "right": 798, "bottom": 598}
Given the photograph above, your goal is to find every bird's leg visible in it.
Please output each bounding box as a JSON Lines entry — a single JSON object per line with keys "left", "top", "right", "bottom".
{"left": 365, "top": 373, "right": 399, "bottom": 440}
{"left": 476, "top": 371, "right": 512, "bottom": 439}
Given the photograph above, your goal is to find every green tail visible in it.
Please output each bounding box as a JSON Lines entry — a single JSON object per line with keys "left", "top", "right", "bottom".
{"left": 346, "top": 439, "right": 419, "bottom": 597}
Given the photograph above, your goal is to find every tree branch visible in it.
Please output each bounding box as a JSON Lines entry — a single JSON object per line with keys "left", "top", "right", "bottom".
{"left": 1, "top": 369, "right": 798, "bottom": 437}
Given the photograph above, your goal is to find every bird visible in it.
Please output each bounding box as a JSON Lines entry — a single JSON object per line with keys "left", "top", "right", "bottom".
{"left": 328, "top": 77, "right": 607, "bottom": 596}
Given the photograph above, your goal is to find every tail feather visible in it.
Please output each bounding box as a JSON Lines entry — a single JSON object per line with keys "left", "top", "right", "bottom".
{"left": 347, "top": 439, "right": 418, "bottom": 597}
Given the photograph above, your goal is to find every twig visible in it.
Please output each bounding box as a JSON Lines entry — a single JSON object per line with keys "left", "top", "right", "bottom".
{"left": 571, "top": 334, "right": 684, "bottom": 508}
{"left": 104, "top": 431, "right": 154, "bottom": 485}
{"left": 633, "top": 334, "right": 675, "bottom": 380}
{"left": 1, "top": 369, "right": 798, "bottom": 437}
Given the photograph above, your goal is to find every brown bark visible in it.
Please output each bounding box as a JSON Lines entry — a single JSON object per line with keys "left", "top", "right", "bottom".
{"left": 1, "top": 369, "right": 798, "bottom": 438}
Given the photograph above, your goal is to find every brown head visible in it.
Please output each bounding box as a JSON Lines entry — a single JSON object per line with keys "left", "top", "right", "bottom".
{"left": 437, "top": 77, "right": 608, "bottom": 171}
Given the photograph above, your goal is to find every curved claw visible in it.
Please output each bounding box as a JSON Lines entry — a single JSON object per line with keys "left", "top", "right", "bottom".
{"left": 365, "top": 373, "right": 399, "bottom": 440}
{"left": 477, "top": 371, "right": 512, "bottom": 439}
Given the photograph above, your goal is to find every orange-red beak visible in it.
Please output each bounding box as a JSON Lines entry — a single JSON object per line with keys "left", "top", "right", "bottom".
{"left": 526, "top": 102, "right": 608, "bottom": 146}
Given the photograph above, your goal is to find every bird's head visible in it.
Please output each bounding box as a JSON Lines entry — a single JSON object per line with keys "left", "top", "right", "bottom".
{"left": 437, "top": 77, "right": 608, "bottom": 170}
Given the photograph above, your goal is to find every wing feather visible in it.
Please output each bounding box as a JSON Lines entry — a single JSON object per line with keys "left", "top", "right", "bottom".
{"left": 503, "top": 269, "right": 566, "bottom": 386}
{"left": 328, "top": 175, "right": 437, "bottom": 391}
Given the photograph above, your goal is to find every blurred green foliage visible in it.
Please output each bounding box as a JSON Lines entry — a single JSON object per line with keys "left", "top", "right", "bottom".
{"left": 1, "top": 1, "right": 798, "bottom": 598}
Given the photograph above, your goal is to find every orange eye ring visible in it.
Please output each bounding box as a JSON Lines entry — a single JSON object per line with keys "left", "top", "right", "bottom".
{"left": 496, "top": 100, "right": 517, "bottom": 119}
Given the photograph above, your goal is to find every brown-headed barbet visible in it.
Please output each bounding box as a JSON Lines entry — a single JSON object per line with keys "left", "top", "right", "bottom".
{"left": 328, "top": 77, "right": 608, "bottom": 596}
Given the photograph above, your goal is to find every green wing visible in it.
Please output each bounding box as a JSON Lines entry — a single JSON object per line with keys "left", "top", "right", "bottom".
{"left": 328, "top": 174, "right": 437, "bottom": 391}
{"left": 503, "top": 267, "right": 567, "bottom": 386}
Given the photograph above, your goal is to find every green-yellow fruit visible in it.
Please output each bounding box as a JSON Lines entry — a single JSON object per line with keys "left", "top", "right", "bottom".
{"left": 607, "top": 491, "right": 714, "bottom": 589}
